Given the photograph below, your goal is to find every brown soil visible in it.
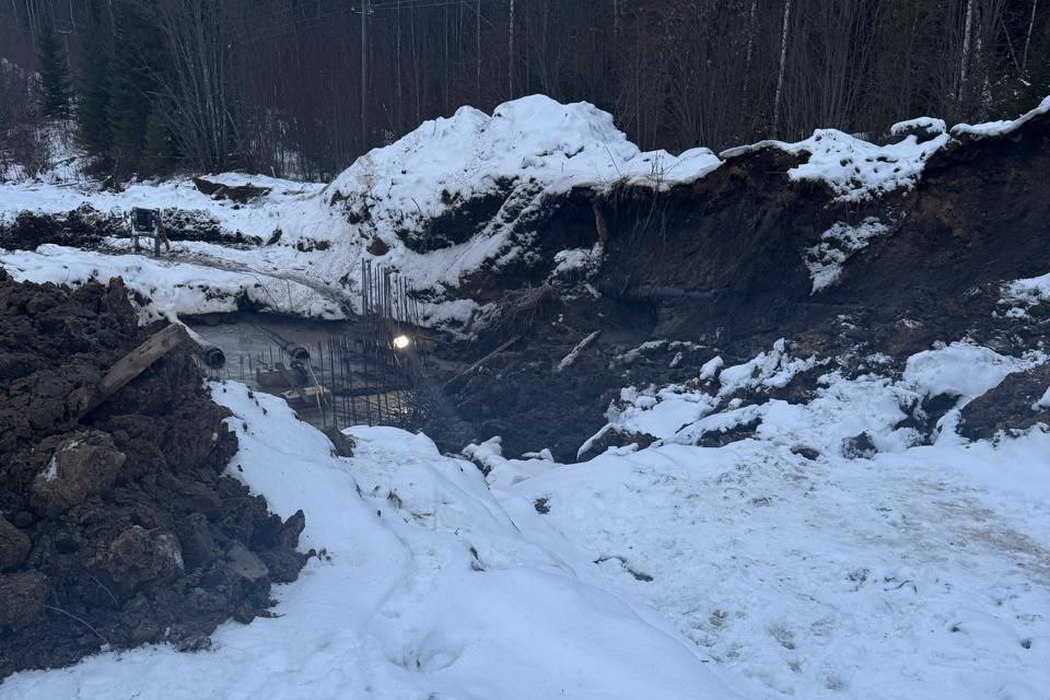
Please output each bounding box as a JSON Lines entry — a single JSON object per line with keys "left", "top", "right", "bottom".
{"left": 441, "top": 112, "right": 1050, "bottom": 459}
{"left": 0, "top": 271, "right": 307, "bottom": 678}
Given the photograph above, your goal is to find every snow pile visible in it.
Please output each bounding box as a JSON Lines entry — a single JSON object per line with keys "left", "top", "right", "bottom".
{"left": 805, "top": 217, "right": 890, "bottom": 292}
{"left": 1003, "top": 271, "right": 1050, "bottom": 308}
{"left": 722, "top": 128, "right": 951, "bottom": 202}
{"left": 902, "top": 341, "right": 1034, "bottom": 406}
{"left": 327, "top": 95, "right": 721, "bottom": 237}
{"left": 0, "top": 383, "right": 737, "bottom": 699}
{"left": 583, "top": 339, "right": 819, "bottom": 456}
{"left": 952, "top": 94, "right": 1050, "bottom": 138}
{"left": 319, "top": 95, "right": 721, "bottom": 305}
{"left": 890, "top": 116, "right": 947, "bottom": 137}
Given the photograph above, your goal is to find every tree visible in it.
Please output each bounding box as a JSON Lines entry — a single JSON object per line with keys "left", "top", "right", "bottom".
{"left": 37, "top": 23, "right": 71, "bottom": 119}
{"left": 76, "top": 8, "right": 113, "bottom": 157}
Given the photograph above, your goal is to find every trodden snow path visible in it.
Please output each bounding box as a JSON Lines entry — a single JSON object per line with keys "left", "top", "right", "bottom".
{"left": 0, "top": 382, "right": 738, "bottom": 700}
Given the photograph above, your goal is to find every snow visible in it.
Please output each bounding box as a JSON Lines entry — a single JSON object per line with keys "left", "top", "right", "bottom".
{"left": 42, "top": 456, "right": 58, "bottom": 482}
{"left": 0, "top": 244, "right": 345, "bottom": 321}
{"left": 902, "top": 341, "right": 1034, "bottom": 406}
{"left": 490, "top": 340, "right": 1050, "bottom": 698}
{"left": 3, "top": 333, "right": 1050, "bottom": 698}
{"left": 952, "top": 95, "right": 1050, "bottom": 138}
{"left": 327, "top": 95, "right": 721, "bottom": 236}
{"left": 1003, "top": 271, "right": 1050, "bottom": 306}
{"left": 805, "top": 217, "right": 890, "bottom": 293}
{"left": 721, "top": 129, "right": 951, "bottom": 202}
{"left": 4, "top": 95, "right": 1049, "bottom": 329}
{"left": 890, "top": 116, "right": 947, "bottom": 136}
{"left": 1035, "top": 386, "right": 1050, "bottom": 411}
{"left": 1, "top": 382, "right": 737, "bottom": 699}
{"left": 3, "top": 93, "right": 1050, "bottom": 699}
{"left": 552, "top": 243, "right": 603, "bottom": 277}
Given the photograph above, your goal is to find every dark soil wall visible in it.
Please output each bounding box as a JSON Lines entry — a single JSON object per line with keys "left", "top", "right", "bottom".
{"left": 440, "top": 113, "right": 1050, "bottom": 460}
{"left": 0, "top": 272, "right": 306, "bottom": 677}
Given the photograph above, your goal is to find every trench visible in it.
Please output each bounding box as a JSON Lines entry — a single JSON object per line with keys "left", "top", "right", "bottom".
{"left": 182, "top": 312, "right": 471, "bottom": 444}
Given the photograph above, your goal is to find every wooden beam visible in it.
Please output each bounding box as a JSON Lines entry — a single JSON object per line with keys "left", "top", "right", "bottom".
{"left": 70, "top": 324, "right": 188, "bottom": 419}
{"left": 445, "top": 335, "right": 521, "bottom": 389}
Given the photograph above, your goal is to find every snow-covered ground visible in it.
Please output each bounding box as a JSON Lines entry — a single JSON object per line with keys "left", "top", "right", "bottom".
{"left": 0, "top": 383, "right": 740, "bottom": 699}
{"left": 3, "top": 94, "right": 1047, "bottom": 329}
{"left": 2, "top": 337, "right": 1048, "bottom": 699}
{"left": 2, "top": 94, "right": 1049, "bottom": 698}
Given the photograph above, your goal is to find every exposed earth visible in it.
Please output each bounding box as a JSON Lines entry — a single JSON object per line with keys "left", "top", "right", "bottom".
{"left": 0, "top": 271, "right": 307, "bottom": 677}
{"left": 439, "top": 107, "right": 1050, "bottom": 460}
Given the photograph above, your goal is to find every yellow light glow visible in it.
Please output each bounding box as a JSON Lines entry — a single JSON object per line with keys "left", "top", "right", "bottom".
{"left": 392, "top": 334, "right": 411, "bottom": 350}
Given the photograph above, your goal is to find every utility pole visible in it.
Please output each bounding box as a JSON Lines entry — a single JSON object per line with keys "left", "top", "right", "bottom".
{"left": 361, "top": 0, "right": 369, "bottom": 150}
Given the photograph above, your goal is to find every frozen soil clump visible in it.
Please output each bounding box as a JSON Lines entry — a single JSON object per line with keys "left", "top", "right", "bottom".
{"left": 0, "top": 270, "right": 308, "bottom": 678}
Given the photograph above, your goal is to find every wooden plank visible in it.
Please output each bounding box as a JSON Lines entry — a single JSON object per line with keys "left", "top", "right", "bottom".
{"left": 74, "top": 324, "right": 187, "bottom": 418}
{"left": 556, "top": 331, "right": 601, "bottom": 372}
{"left": 444, "top": 335, "right": 521, "bottom": 388}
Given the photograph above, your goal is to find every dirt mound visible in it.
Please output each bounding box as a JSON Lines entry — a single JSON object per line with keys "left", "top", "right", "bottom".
{"left": 438, "top": 114, "right": 1050, "bottom": 459}
{"left": 0, "top": 270, "right": 307, "bottom": 678}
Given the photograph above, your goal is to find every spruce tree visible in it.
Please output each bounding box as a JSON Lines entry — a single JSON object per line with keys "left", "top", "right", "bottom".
{"left": 37, "top": 24, "right": 71, "bottom": 119}
{"left": 76, "top": 14, "right": 113, "bottom": 157}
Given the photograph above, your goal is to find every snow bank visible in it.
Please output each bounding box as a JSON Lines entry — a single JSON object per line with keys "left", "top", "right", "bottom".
{"left": 328, "top": 95, "right": 720, "bottom": 233}
{"left": 890, "top": 116, "right": 947, "bottom": 136}
{"left": 0, "top": 382, "right": 737, "bottom": 699}
{"left": 952, "top": 95, "right": 1050, "bottom": 139}
{"left": 902, "top": 341, "right": 1034, "bottom": 404}
{"left": 0, "top": 244, "right": 344, "bottom": 320}
{"left": 722, "top": 129, "right": 951, "bottom": 202}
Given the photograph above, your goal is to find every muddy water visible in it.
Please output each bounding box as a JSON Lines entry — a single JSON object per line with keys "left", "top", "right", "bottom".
{"left": 184, "top": 312, "right": 446, "bottom": 432}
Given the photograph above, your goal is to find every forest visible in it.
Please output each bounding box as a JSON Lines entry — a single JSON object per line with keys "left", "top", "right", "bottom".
{"left": 1, "top": 0, "right": 1048, "bottom": 180}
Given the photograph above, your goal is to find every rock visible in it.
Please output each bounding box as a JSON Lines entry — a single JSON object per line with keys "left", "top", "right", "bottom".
{"left": 958, "top": 364, "right": 1050, "bottom": 440}
{"left": 0, "top": 515, "right": 31, "bottom": 571}
{"left": 31, "top": 430, "right": 126, "bottom": 515}
{"left": 577, "top": 427, "right": 656, "bottom": 462}
{"left": 367, "top": 236, "right": 391, "bottom": 256}
{"left": 226, "top": 543, "right": 269, "bottom": 581}
{"left": 192, "top": 177, "right": 270, "bottom": 204}
{"left": 0, "top": 571, "right": 48, "bottom": 627}
{"left": 105, "top": 526, "right": 184, "bottom": 590}
{"left": 790, "top": 445, "right": 821, "bottom": 461}
{"left": 324, "top": 427, "right": 355, "bottom": 457}
{"left": 841, "top": 432, "right": 878, "bottom": 459}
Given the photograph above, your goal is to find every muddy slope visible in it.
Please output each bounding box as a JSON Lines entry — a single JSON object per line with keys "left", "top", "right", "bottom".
{"left": 442, "top": 114, "right": 1050, "bottom": 460}
{"left": 0, "top": 271, "right": 307, "bottom": 677}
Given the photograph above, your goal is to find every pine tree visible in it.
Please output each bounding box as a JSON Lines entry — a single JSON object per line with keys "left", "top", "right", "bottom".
{"left": 77, "top": 12, "right": 113, "bottom": 157}
{"left": 108, "top": 3, "right": 161, "bottom": 169}
{"left": 37, "top": 24, "right": 71, "bottom": 119}
{"left": 141, "top": 102, "right": 179, "bottom": 175}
